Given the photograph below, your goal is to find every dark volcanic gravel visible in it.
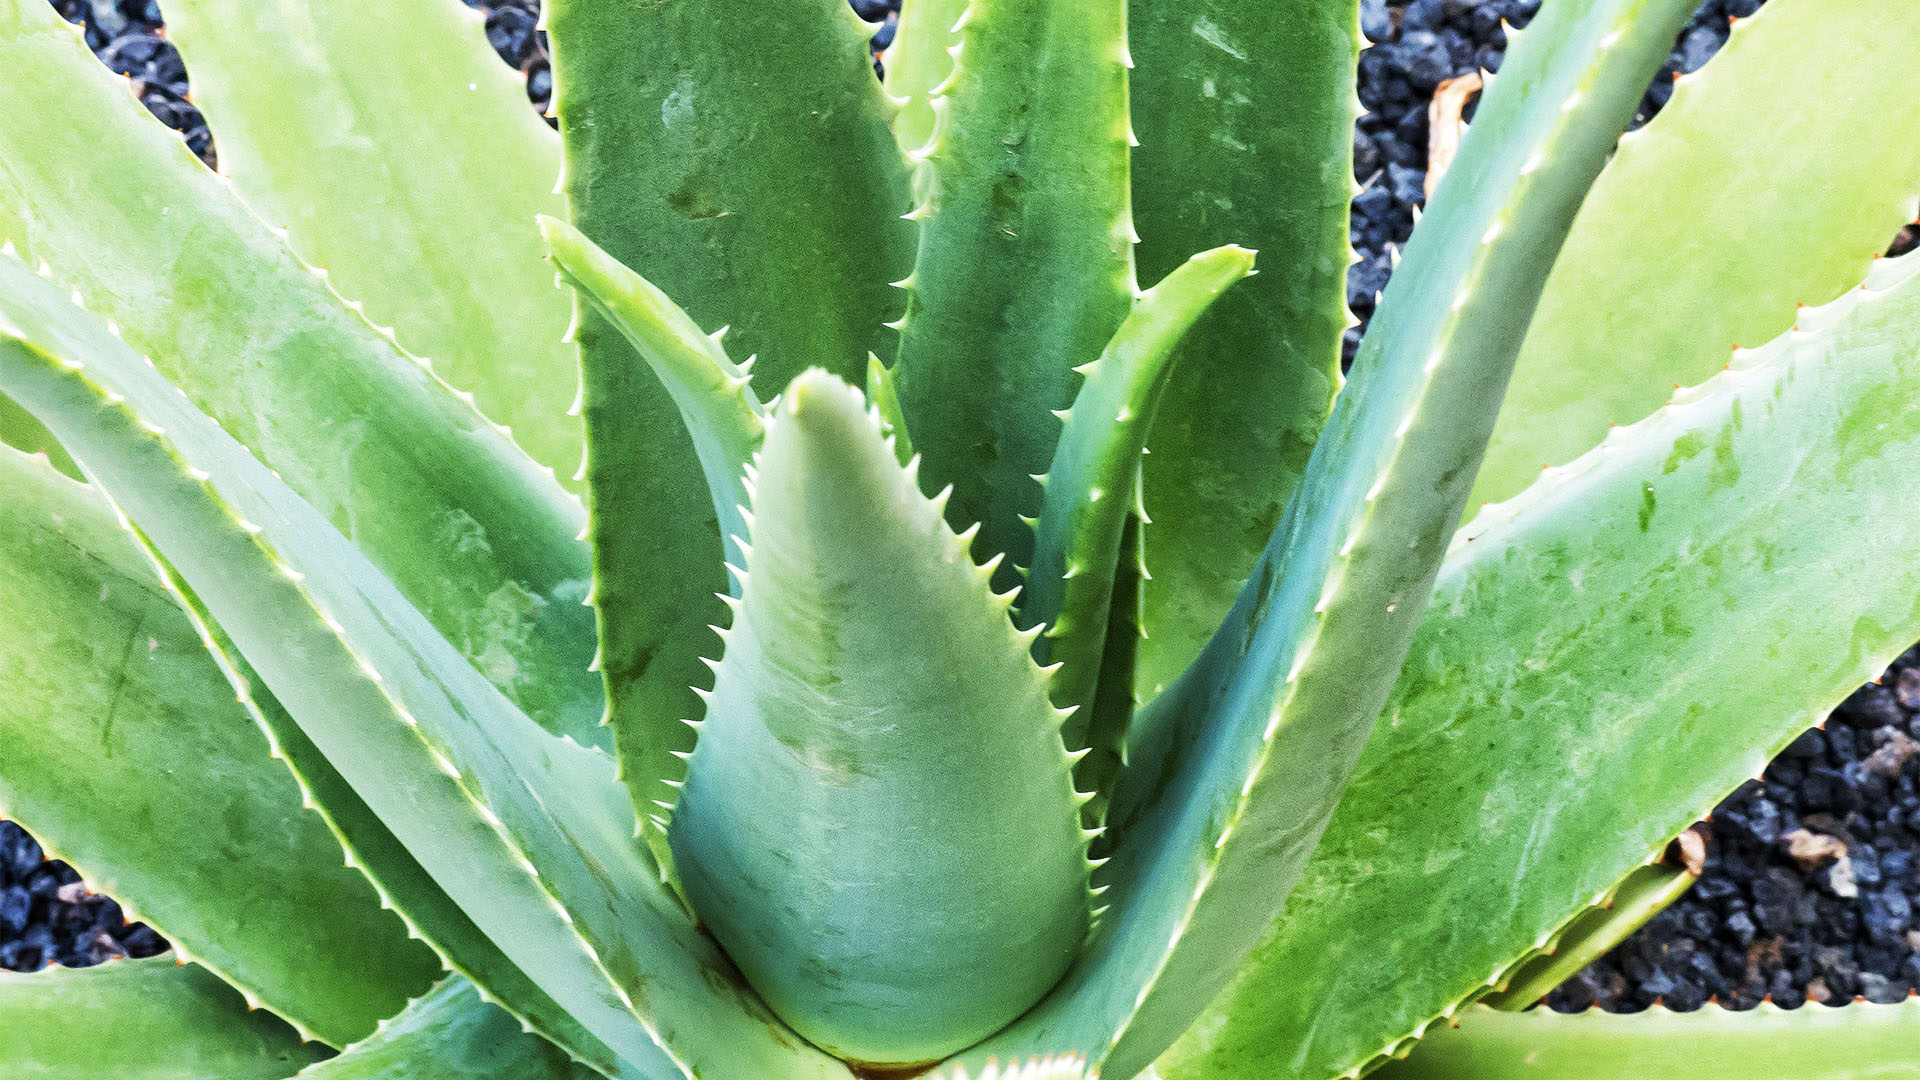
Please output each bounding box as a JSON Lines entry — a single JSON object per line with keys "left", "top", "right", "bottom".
{"left": 0, "top": 820, "right": 166, "bottom": 970}
{"left": 13, "top": 0, "right": 1920, "bottom": 1026}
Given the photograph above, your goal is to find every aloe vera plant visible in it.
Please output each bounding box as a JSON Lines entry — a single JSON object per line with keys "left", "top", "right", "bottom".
{"left": 3, "top": 0, "right": 1920, "bottom": 1075}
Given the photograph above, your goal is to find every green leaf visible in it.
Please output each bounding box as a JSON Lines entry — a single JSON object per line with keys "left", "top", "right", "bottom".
{"left": 1079, "top": 498, "right": 1147, "bottom": 830}
{"left": 0, "top": 958, "right": 331, "bottom": 1079}
{"left": 881, "top": 0, "right": 967, "bottom": 154}
{"left": 1153, "top": 250, "right": 1920, "bottom": 1080}
{"left": 965, "top": 3, "right": 1698, "bottom": 1076}
{"left": 669, "top": 371, "right": 1091, "bottom": 1067}
{"left": 0, "top": 392, "right": 73, "bottom": 474}
{"left": 1378, "top": 1001, "right": 1920, "bottom": 1080}
{"left": 892, "top": 0, "right": 1135, "bottom": 589}
{"left": 542, "top": 215, "right": 764, "bottom": 571}
{"left": 1481, "top": 853, "right": 1699, "bottom": 1011}
{"left": 545, "top": 0, "right": 915, "bottom": 836}
{"left": 0, "top": 1, "right": 602, "bottom": 750}
{"left": 0, "top": 446, "right": 438, "bottom": 1045}
{"left": 865, "top": 354, "right": 916, "bottom": 467}
{"left": 0, "top": 255, "right": 847, "bottom": 1080}
{"left": 1128, "top": 0, "right": 1355, "bottom": 702}
{"left": 546, "top": 0, "right": 911, "bottom": 384}
{"left": 300, "top": 977, "right": 597, "bottom": 1080}
{"left": 542, "top": 214, "right": 766, "bottom": 878}
{"left": 1470, "top": 0, "right": 1920, "bottom": 511}
{"left": 151, "top": 570, "right": 652, "bottom": 1080}
{"left": 160, "top": 0, "right": 582, "bottom": 488}
{"left": 1023, "top": 244, "right": 1257, "bottom": 814}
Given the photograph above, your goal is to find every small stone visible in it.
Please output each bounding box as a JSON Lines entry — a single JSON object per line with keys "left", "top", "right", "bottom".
{"left": 1386, "top": 163, "right": 1428, "bottom": 205}
{"left": 1864, "top": 888, "right": 1913, "bottom": 944}
{"left": 1827, "top": 857, "right": 1860, "bottom": 899}
{"left": 1675, "top": 24, "right": 1726, "bottom": 74}
{"left": 1394, "top": 30, "right": 1454, "bottom": 90}
{"left": 1865, "top": 730, "right": 1920, "bottom": 778}
{"left": 1725, "top": 910, "right": 1757, "bottom": 947}
{"left": 1859, "top": 972, "right": 1903, "bottom": 1003}
{"left": 1782, "top": 828, "right": 1847, "bottom": 870}
{"left": 1895, "top": 667, "right": 1920, "bottom": 710}
{"left": 0, "top": 887, "right": 28, "bottom": 936}
{"left": 1360, "top": 0, "right": 1393, "bottom": 43}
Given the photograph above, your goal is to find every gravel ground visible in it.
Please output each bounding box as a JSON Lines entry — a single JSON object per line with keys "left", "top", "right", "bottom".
{"left": 12, "top": 0, "right": 1920, "bottom": 1023}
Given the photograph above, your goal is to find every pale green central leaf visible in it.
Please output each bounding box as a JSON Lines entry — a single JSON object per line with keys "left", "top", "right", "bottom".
{"left": 671, "top": 371, "right": 1091, "bottom": 1067}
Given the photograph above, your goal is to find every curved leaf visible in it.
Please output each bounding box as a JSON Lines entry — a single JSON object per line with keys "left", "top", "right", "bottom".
{"left": 299, "top": 977, "right": 595, "bottom": 1080}
{"left": 965, "top": 2, "right": 1698, "bottom": 1075}
{"left": 1024, "top": 244, "right": 1257, "bottom": 813}
{"left": 0, "top": 1, "right": 601, "bottom": 749}
{"left": 1470, "top": 0, "right": 1920, "bottom": 510}
{"left": 1156, "top": 252, "right": 1920, "bottom": 1080}
{"left": 542, "top": 215, "right": 764, "bottom": 572}
{"left": 161, "top": 0, "right": 582, "bottom": 486}
{"left": 1380, "top": 1001, "right": 1920, "bottom": 1080}
{"left": 1482, "top": 854, "right": 1699, "bottom": 1011}
{"left": 0, "top": 445, "right": 438, "bottom": 1045}
{"left": 0, "top": 958, "right": 330, "bottom": 1079}
{"left": 152, "top": 569, "right": 653, "bottom": 1080}
{"left": 0, "top": 254, "right": 846, "bottom": 1080}
{"left": 542, "top": 213, "right": 764, "bottom": 878}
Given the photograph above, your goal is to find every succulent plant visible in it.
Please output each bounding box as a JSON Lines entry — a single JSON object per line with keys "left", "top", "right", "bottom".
{"left": 3, "top": 0, "right": 1920, "bottom": 1076}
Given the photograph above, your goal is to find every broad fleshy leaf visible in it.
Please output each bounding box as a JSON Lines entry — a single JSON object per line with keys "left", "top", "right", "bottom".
{"left": 0, "top": 254, "right": 848, "bottom": 1080}
{"left": 670, "top": 371, "right": 1090, "bottom": 1066}
{"left": 0, "top": 958, "right": 330, "bottom": 1079}
{"left": 961, "top": 2, "right": 1698, "bottom": 1075}
{"left": 1024, "top": 244, "right": 1257, "bottom": 814}
{"left": 151, "top": 571, "right": 653, "bottom": 1080}
{"left": 0, "top": 446, "right": 438, "bottom": 1045}
{"left": 0, "top": 0, "right": 602, "bottom": 749}
{"left": 892, "top": 0, "right": 1136, "bottom": 589}
{"left": 300, "top": 977, "right": 594, "bottom": 1080}
{"left": 1129, "top": 0, "right": 1356, "bottom": 701}
{"left": 161, "top": 0, "right": 583, "bottom": 486}
{"left": 1379, "top": 1001, "right": 1920, "bottom": 1080}
{"left": 546, "top": 0, "right": 915, "bottom": 838}
{"left": 1155, "top": 252, "right": 1920, "bottom": 1080}
{"left": 1469, "top": 0, "right": 1920, "bottom": 510}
